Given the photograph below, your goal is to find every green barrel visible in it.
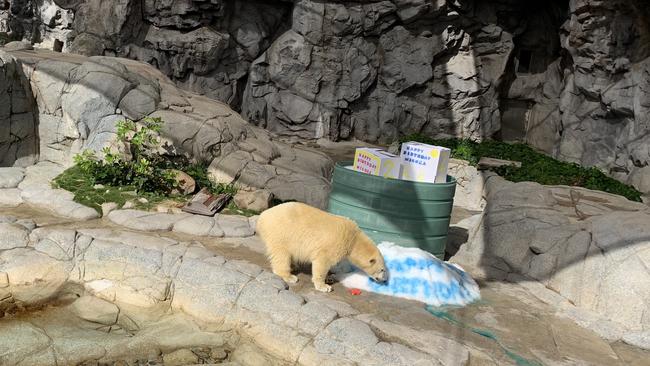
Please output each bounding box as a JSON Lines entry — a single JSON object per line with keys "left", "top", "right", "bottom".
{"left": 327, "top": 161, "right": 456, "bottom": 259}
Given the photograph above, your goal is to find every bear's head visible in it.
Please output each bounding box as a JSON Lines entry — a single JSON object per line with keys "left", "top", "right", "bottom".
{"left": 349, "top": 231, "right": 387, "bottom": 283}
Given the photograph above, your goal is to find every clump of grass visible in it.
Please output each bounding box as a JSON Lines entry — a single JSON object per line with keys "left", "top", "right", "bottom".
{"left": 399, "top": 134, "right": 643, "bottom": 202}
{"left": 53, "top": 117, "right": 238, "bottom": 213}
{"left": 52, "top": 165, "right": 180, "bottom": 213}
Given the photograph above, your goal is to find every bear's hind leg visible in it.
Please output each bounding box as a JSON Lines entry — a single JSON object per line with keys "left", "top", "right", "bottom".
{"left": 312, "top": 258, "right": 333, "bottom": 292}
{"left": 269, "top": 250, "right": 298, "bottom": 284}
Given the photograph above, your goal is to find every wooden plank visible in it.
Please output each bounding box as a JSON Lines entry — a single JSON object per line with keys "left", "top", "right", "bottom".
{"left": 181, "top": 187, "right": 232, "bottom": 216}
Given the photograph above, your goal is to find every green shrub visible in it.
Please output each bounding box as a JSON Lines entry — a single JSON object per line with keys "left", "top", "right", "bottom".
{"left": 74, "top": 117, "right": 179, "bottom": 195}
{"left": 398, "top": 134, "right": 643, "bottom": 202}
{"left": 58, "top": 117, "right": 238, "bottom": 213}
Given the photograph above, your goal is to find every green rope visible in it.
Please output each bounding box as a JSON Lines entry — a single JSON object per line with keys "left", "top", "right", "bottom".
{"left": 425, "top": 306, "right": 543, "bottom": 366}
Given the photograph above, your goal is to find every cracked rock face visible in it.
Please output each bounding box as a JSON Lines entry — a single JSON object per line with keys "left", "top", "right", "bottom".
{"left": 451, "top": 175, "right": 650, "bottom": 337}
{"left": 2, "top": 0, "right": 650, "bottom": 195}
{"left": 3, "top": 0, "right": 650, "bottom": 195}
{"left": 0, "top": 216, "right": 450, "bottom": 365}
{"left": 0, "top": 49, "right": 333, "bottom": 208}
{"left": 0, "top": 51, "right": 37, "bottom": 167}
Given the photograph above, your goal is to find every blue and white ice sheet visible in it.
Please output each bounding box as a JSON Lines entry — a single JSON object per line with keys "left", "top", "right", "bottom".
{"left": 337, "top": 242, "right": 480, "bottom": 306}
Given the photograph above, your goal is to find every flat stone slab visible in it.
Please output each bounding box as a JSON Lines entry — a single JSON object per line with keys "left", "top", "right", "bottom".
{"left": 0, "top": 223, "right": 448, "bottom": 365}
{"left": 0, "top": 167, "right": 25, "bottom": 188}
{"left": 107, "top": 209, "right": 190, "bottom": 231}
{"left": 21, "top": 186, "right": 100, "bottom": 220}
{"left": 68, "top": 295, "right": 120, "bottom": 325}
{"left": 172, "top": 214, "right": 256, "bottom": 238}
{"left": 0, "top": 188, "right": 24, "bottom": 207}
{"left": 0, "top": 222, "right": 30, "bottom": 250}
{"left": 173, "top": 215, "right": 225, "bottom": 237}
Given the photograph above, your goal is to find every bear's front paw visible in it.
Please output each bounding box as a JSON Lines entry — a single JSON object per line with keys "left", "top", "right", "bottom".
{"left": 283, "top": 275, "right": 299, "bottom": 284}
{"left": 315, "top": 283, "right": 332, "bottom": 293}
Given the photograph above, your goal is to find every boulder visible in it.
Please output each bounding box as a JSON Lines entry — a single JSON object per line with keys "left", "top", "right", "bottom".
{"left": 451, "top": 178, "right": 650, "bottom": 340}
{"left": 162, "top": 349, "right": 199, "bottom": 366}
{"left": 234, "top": 189, "right": 274, "bottom": 212}
{"left": 69, "top": 296, "right": 120, "bottom": 325}
{"left": 170, "top": 169, "right": 196, "bottom": 195}
{"left": 1, "top": 48, "right": 333, "bottom": 207}
{"left": 0, "top": 167, "right": 24, "bottom": 188}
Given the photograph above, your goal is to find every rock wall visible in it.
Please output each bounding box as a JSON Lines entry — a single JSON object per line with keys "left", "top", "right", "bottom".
{"left": 1, "top": 49, "right": 333, "bottom": 208}
{"left": 3, "top": 0, "right": 650, "bottom": 196}
{"left": 508, "top": 0, "right": 650, "bottom": 196}
{"left": 0, "top": 51, "right": 37, "bottom": 167}
{"left": 2, "top": 0, "right": 559, "bottom": 144}
{"left": 70, "top": 0, "right": 292, "bottom": 106}
{"left": 451, "top": 175, "right": 650, "bottom": 341}
{"left": 0, "top": 0, "right": 74, "bottom": 50}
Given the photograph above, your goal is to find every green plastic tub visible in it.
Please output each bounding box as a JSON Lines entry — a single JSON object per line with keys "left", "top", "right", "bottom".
{"left": 327, "top": 161, "right": 456, "bottom": 259}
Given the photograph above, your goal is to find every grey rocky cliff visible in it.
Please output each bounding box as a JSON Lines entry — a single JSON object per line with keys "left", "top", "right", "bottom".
{"left": 0, "top": 49, "right": 333, "bottom": 208}
{"left": 509, "top": 0, "right": 650, "bottom": 196}
{"left": 2, "top": 0, "right": 650, "bottom": 196}
{"left": 451, "top": 175, "right": 650, "bottom": 341}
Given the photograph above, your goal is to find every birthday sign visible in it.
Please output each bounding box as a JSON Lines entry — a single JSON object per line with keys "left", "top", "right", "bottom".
{"left": 353, "top": 148, "right": 402, "bottom": 179}
{"left": 400, "top": 142, "right": 450, "bottom": 183}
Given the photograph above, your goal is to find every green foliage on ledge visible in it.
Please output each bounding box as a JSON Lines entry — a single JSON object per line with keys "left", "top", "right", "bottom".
{"left": 52, "top": 165, "right": 181, "bottom": 212}
{"left": 53, "top": 117, "right": 238, "bottom": 213}
{"left": 399, "top": 134, "right": 643, "bottom": 202}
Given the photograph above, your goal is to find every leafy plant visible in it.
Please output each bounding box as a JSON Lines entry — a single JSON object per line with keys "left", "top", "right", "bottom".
{"left": 398, "top": 133, "right": 643, "bottom": 202}
{"left": 74, "top": 117, "right": 179, "bottom": 195}
{"left": 58, "top": 117, "right": 239, "bottom": 213}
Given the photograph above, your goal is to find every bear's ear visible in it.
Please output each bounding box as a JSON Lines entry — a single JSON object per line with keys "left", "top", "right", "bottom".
{"left": 369, "top": 258, "right": 376, "bottom": 265}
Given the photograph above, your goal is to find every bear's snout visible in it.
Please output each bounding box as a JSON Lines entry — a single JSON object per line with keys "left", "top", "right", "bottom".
{"left": 372, "top": 268, "right": 388, "bottom": 283}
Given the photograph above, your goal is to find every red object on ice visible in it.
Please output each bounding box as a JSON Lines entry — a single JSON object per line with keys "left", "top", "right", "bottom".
{"left": 349, "top": 288, "right": 362, "bottom": 296}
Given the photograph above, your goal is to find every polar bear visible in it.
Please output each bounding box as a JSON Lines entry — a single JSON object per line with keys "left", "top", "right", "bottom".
{"left": 256, "top": 202, "right": 387, "bottom": 292}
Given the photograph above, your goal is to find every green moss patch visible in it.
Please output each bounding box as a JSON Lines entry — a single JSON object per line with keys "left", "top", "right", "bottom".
{"left": 399, "top": 134, "right": 642, "bottom": 202}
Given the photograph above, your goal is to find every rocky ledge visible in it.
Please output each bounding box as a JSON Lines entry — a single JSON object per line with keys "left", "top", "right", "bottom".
{"left": 0, "top": 216, "right": 467, "bottom": 366}
{"left": 0, "top": 48, "right": 333, "bottom": 208}
{"left": 451, "top": 175, "right": 650, "bottom": 349}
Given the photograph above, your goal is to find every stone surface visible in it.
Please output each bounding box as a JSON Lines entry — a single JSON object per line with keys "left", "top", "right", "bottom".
{"left": 170, "top": 169, "right": 196, "bottom": 195}
{"left": 0, "top": 48, "right": 333, "bottom": 208}
{"left": 500, "top": 0, "right": 650, "bottom": 196}
{"left": 0, "top": 222, "right": 29, "bottom": 250}
{"left": 0, "top": 188, "right": 23, "bottom": 207}
{"left": 216, "top": 214, "right": 255, "bottom": 237}
{"left": 234, "top": 189, "right": 273, "bottom": 212}
{"left": 101, "top": 202, "right": 118, "bottom": 217}
{"left": 0, "top": 321, "right": 54, "bottom": 365}
{"left": 162, "top": 349, "right": 199, "bottom": 366}
{"left": 0, "top": 206, "right": 647, "bottom": 364}
{"left": 21, "top": 185, "right": 100, "bottom": 220}
{"left": 2, "top": 40, "right": 31, "bottom": 51}
{"left": 107, "top": 209, "right": 188, "bottom": 232}
{"left": 0, "top": 167, "right": 24, "bottom": 188}
{"left": 68, "top": 296, "right": 120, "bottom": 325}
{"left": 3, "top": 0, "right": 650, "bottom": 197}
{"left": 173, "top": 215, "right": 224, "bottom": 237}
{"left": 451, "top": 176, "right": 650, "bottom": 343}
{"left": 0, "top": 51, "right": 37, "bottom": 167}
{"left": 447, "top": 159, "right": 491, "bottom": 211}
